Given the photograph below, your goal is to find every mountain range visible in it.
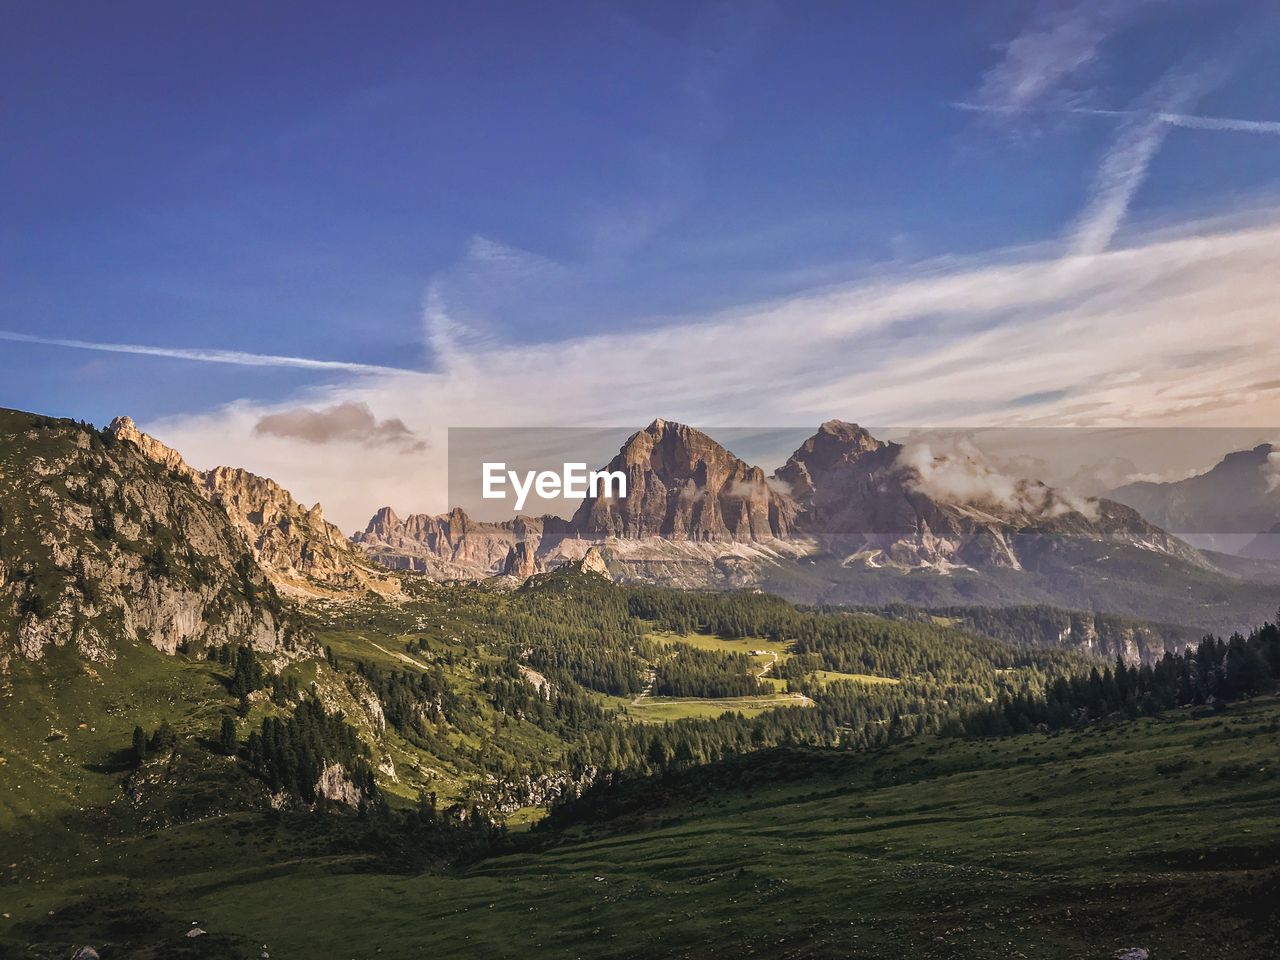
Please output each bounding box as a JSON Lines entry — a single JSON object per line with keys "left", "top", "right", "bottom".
{"left": 108, "top": 416, "right": 399, "bottom": 600}
{"left": 352, "top": 418, "right": 1280, "bottom": 629}
{"left": 1, "top": 406, "right": 1276, "bottom": 959}
{"left": 5, "top": 408, "right": 1279, "bottom": 646}
{"left": 0, "top": 410, "right": 294, "bottom": 669}
{"left": 361, "top": 418, "right": 1202, "bottom": 571}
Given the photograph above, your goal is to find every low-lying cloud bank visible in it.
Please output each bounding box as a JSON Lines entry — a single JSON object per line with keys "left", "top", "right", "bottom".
{"left": 151, "top": 213, "right": 1280, "bottom": 532}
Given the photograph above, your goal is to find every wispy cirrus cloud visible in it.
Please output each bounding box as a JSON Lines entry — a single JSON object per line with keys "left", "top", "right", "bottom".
{"left": 967, "top": 1, "right": 1264, "bottom": 256}
{"left": 961, "top": 86, "right": 1280, "bottom": 256}
{"left": 147, "top": 211, "right": 1280, "bottom": 531}
{"left": 0, "top": 329, "right": 419, "bottom": 376}
{"left": 972, "top": 0, "right": 1153, "bottom": 113}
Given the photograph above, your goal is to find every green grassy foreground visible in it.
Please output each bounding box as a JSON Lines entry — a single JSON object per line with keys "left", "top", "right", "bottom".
{"left": 4, "top": 695, "right": 1277, "bottom": 959}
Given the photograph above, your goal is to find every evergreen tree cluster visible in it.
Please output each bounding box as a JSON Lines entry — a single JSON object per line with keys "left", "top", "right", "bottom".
{"left": 497, "top": 588, "right": 654, "bottom": 696}
{"left": 652, "top": 647, "right": 769, "bottom": 698}
{"left": 243, "top": 699, "right": 377, "bottom": 806}
{"left": 863, "top": 602, "right": 1197, "bottom": 661}
{"left": 626, "top": 588, "right": 1084, "bottom": 682}
{"left": 130, "top": 720, "right": 177, "bottom": 767}
{"left": 355, "top": 657, "right": 459, "bottom": 737}
{"left": 958, "top": 623, "right": 1280, "bottom": 736}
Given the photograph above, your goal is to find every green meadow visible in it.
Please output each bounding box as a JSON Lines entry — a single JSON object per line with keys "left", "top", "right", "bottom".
{"left": 4, "top": 691, "right": 1276, "bottom": 959}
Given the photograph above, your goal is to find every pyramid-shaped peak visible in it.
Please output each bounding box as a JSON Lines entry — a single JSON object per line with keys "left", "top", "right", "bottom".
{"left": 818, "top": 419, "right": 882, "bottom": 443}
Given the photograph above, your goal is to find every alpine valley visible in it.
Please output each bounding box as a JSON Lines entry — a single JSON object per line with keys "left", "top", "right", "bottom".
{"left": 1, "top": 406, "right": 1278, "bottom": 959}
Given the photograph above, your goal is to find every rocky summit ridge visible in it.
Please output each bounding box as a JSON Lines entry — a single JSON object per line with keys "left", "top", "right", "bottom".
{"left": 107, "top": 417, "right": 399, "bottom": 599}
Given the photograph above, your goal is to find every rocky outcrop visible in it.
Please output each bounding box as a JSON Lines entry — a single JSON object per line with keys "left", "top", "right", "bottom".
{"left": 107, "top": 417, "right": 398, "bottom": 599}
{"left": 105, "top": 415, "right": 198, "bottom": 480}
{"left": 0, "top": 409, "right": 292, "bottom": 667}
{"left": 200, "top": 466, "right": 399, "bottom": 598}
{"left": 579, "top": 546, "right": 609, "bottom": 578}
{"left": 315, "top": 762, "right": 363, "bottom": 808}
{"left": 572, "top": 419, "right": 795, "bottom": 542}
{"left": 501, "top": 540, "right": 538, "bottom": 579}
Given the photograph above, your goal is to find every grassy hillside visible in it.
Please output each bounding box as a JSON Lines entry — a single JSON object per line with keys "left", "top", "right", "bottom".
{"left": 4, "top": 695, "right": 1276, "bottom": 958}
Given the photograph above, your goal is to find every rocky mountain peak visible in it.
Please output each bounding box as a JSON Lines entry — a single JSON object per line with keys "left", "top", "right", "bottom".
{"left": 572, "top": 420, "right": 794, "bottom": 541}
{"left": 3, "top": 409, "right": 292, "bottom": 667}
{"left": 775, "top": 421, "right": 889, "bottom": 502}
{"left": 364, "top": 506, "right": 401, "bottom": 537}
{"left": 352, "top": 507, "right": 575, "bottom": 579}
{"left": 106, "top": 416, "right": 197, "bottom": 479}
{"left": 579, "top": 546, "right": 609, "bottom": 578}
{"left": 1108, "top": 440, "right": 1280, "bottom": 555}
{"left": 501, "top": 540, "right": 538, "bottom": 579}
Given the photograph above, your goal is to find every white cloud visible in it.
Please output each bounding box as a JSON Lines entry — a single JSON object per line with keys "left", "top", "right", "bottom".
{"left": 956, "top": 102, "right": 1280, "bottom": 137}
{"left": 973, "top": 0, "right": 1150, "bottom": 113}
{"left": 1075, "top": 106, "right": 1280, "bottom": 135}
{"left": 896, "top": 436, "right": 1100, "bottom": 520}
{"left": 1266, "top": 451, "right": 1280, "bottom": 492}
{"left": 145, "top": 212, "right": 1280, "bottom": 532}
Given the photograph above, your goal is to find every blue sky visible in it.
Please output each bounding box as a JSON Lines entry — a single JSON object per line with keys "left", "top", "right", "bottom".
{"left": 4, "top": 1, "right": 1280, "bottom": 528}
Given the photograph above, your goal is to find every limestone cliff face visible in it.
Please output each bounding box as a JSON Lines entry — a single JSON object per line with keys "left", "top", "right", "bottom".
{"left": 354, "top": 507, "right": 573, "bottom": 578}
{"left": 0, "top": 409, "right": 293, "bottom": 669}
{"left": 578, "top": 546, "right": 609, "bottom": 578}
{"left": 501, "top": 540, "right": 538, "bottom": 579}
{"left": 200, "top": 466, "right": 399, "bottom": 598}
{"left": 572, "top": 419, "right": 794, "bottom": 542}
{"left": 107, "top": 417, "right": 398, "bottom": 599}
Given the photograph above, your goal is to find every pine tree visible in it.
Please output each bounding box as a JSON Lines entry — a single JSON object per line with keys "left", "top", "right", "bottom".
{"left": 219, "top": 716, "right": 238, "bottom": 756}
{"left": 132, "top": 725, "right": 147, "bottom": 767}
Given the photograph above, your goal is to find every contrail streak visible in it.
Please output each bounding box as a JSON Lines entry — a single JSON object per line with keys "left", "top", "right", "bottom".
{"left": 955, "top": 101, "right": 1280, "bottom": 134}
{"left": 1073, "top": 106, "right": 1280, "bottom": 134}
{"left": 0, "top": 330, "right": 418, "bottom": 376}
